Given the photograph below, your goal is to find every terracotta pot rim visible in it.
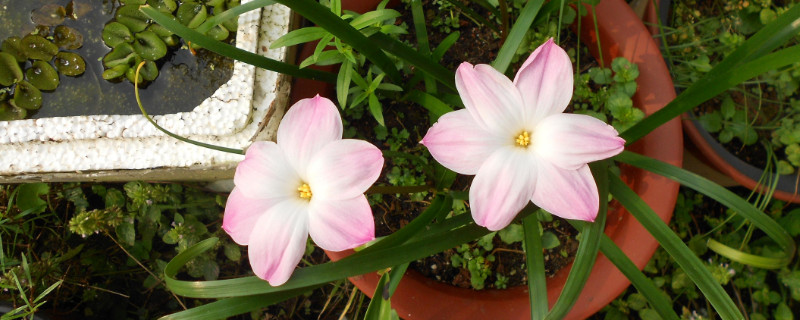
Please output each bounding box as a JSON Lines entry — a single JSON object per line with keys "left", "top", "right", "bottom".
{"left": 294, "top": 0, "right": 682, "bottom": 318}
{"left": 683, "top": 117, "right": 800, "bottom": 203}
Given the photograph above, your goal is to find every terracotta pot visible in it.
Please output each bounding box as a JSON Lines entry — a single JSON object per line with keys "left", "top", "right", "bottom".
{"left": 292, "top": 0, "right": 682, "bottom": 318}
{"left": 682, "top": 119, "right": 800, "bottom": 203}
{"left": 635, "top": 0, "right": 800, "bottom": 203}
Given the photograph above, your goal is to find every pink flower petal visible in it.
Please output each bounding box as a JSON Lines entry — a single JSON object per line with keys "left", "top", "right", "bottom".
{"left": 223, "top": 188, "right": 272, "bottom": 245}
{"left": 455, "top": 63, "right": 525, "bottom": 133}
{"left": 306, "top": 139, "right": 383, "bottom": 200}
{"left": 421, "top": 109, "right": 502, "bottom": 175}
{"left": 277, "top": 95, "right": 343, "bottom": 175}
{"left": 234, "top": 141, "right": 300, "bottom": 200}
{"left": 531, "top": 162, "right": 598, "bottom": 222}
{"left": 513, "top": 38, "right": 573, "bottom": 124}
{"left": 308, "top": 196, "right": 375, "bottom": 251}
{"left": 248, "top": 199, "right": 310, "bottom": 286}
{"left": 469, "top": 148, "right": 536, "bottom": 231}
{"left": 533, "top": 113, "right": 625, "bottom": 170}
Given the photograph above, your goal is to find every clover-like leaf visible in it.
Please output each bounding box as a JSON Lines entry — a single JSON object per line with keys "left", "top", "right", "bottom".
{"left": 20, "top": 35, "right": 59, "bottom": 61}
{"left": 147, "top": 22, "right": 174, "bottom": 38}
{"left": 2, "top": 37, "right": 27, "bottom": 62}
{"left": 0, "top": 52, "right": 23, "bottom": 86}
{"left": 147, "top": 0, "right": 178, "bottom": 13}
{"left": 138, "top": 59, "right": 159, "bottom": 81}
{"left": 205, "top": 24, "right": 229, "bottom": 41}
{"left": 125, "top": 64, "right": 144, "bottom": 84}
{"left": 133, "top": 31, "right": 167, "bottom": 61}
{"left": 102, "top": 64, "right": 129, "bottom": 80}
{"left": 53, "top": 25, "right": 84, "bottom": 50}
{"left": 177, "top": 2, "right": 208, "bottom": 29}
{"left": 31, "top": 4, "right": 66, "bottom": 26}
{"left": 13, "top": 81, "right": 43, "bottom": 110}
{"left": 54, "top": 52, "right": 86, "bottom": 76}
{"left": 103, "top": 43, "right": 136, "bottom": 68}
{"left": 116, "top": 5, "right": 150, "bottom": 33}
{"left": 102, "top": 22, "right": 133, "bottom": 47}
{"left": 0, "top": 100, "right": 27, "bottom": 121}
{"left": 26, "top": 60, "right": 60, "bottom": 91}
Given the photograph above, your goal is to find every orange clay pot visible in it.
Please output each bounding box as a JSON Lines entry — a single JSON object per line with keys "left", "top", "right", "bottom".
{"left": 291, "top": 0, "right": 682, "bottom": 318}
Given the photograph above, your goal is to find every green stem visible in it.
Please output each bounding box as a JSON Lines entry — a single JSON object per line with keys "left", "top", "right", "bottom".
{"left": 523, "top": 211, "right": 548, "bottom": 319}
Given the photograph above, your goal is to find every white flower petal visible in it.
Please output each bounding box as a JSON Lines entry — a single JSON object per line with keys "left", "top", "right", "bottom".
{"left": 277, "top": 95, "right": 343, "bottom": 176}
{"left": 308, "top": 196, "right": 375, "bottom": 251}
{"left": 248, "top": 199, "right": 309, "bottom": 286}
{"left": 469, "top": 148, "right": 536, "bottom": 231}
{"left": 306, "top": 139, "right": 383, "bottom": 200}
{"left": 533, "top": 113, "right": 625, "bottom": 170}
{"left": 531, "top": 162, "right": 599, "bottom": 222}
{"left": 421, "top": 109, "right": 502, "bottom": 175}
{"left": 513, "top": 38, "right": 573, "bottom": 124}
{"left": 222, "top": 188, "right": 272, "bottom": 245}
{"left": 234, "top": 141, "right": 300, "bottom": 200}
{"left": 455, "top": 63, "right": 525, "bottom": 133}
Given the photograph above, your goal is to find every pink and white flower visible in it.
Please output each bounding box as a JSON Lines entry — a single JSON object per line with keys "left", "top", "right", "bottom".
{"left": 223, "top": 95, "right": 384, "bottom": 286}
{"left": 421, "top": 39, "right": 625, "bottom": 231}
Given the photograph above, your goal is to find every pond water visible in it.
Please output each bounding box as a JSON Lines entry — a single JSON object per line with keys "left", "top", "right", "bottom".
{"left": 0, "top": 0, "right": 233, "bottom": 118}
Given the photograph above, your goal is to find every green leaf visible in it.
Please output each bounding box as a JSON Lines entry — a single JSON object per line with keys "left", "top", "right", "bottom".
{"left": 698, "top": 112, "right": 722, "bottom": 133}
{"left": 117, "top": 5, "right": 150, "bottom": 32}
{"left": 133, "top": 31, "right": 168, "bottom": 61}
{"left": 54, "top": 52, "right": 86, "bottom": 76}
{"left": 492, "top": 0, "right": 545, "bottom": 73}
{"left": 270, "top": 27, "right": 327, "bottom": 49}
{"left": 720, "top": 94, "right": 736, "bottom": 119}
{"left": 364, "top": 270, "right": 394, "bottom": 320}
{"left": 176, "top": 3, "right": 208, "bottom": 29}
{"left": 608, "top": 157, "right": 750, "bottom": 320}
{"left": 16, "top": 183, "right": 49, "bottom": 214}
{"left": 349, "top": 9, "right": 401, "bottom": 30}
{"left": 20, "top": 35, "right": 58, "bottom": 61}
{"left": 103, "top": 22, "right": 134, "bottom": 47}
{"left": 224, "top": 242, "right": 241, "bottom": 261}
{"left": 0, "top": 101, "right": 26, "bottom": 120}
{"left": 53, "top": 25, "right": 84, "bottom": 50}
{"left": 368, "top": 94, "right": 385, "bottom": 126}
{"left": 774, "top": 302, "right": 793, "bottom": 320}
{"left": 404, "top": 90, "right": 452, "bottom": 122}
{"left": 116, "top": 220, "right": 136, "bottom": 246}
{"left": 13, "top": 81, "right": 43, "bottom": 110}
{"left": 523, "top": 212, "right": 548, "bottom": 320}
{"left": 498, "top": 223, "right": 524, "bottom": 244}
{"left": 26, "top": 61, "right": 60, "bottom": 91}
{"left": 589, "top": 67, "right": 612, "bottom": 84}
{"left": 546, "top": 161, "right": 608, "bottom": 319}
{"left": 141, "top": 5, "right": 336, "bottom": 83}
{"left": 271, "top": 0, "right": 401, "bottom": 83}
{"left": 0, "top": 52, "right": 23, "bottom": 86}
{"left": 540, "top": 231, "right": 560, "bottom": 250}
{"left": 336, "top": 59, "right": 352, "bottom": 108}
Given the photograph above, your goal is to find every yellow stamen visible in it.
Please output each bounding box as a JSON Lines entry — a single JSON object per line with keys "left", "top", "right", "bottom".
{"left": 298, "top": 183, "right": 313, "bottom": 199}
{"left": 515, "top": 131, "right": 531, "bottom": 147}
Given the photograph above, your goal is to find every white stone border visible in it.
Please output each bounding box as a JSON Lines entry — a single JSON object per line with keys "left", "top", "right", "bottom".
{"left": 0, "top": 3, "right": 291, "bottom": 175}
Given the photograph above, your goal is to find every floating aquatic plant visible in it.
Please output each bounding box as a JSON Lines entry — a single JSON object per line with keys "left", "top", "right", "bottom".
{"left": 100, "top": 0, "right": 240, "bottom": 83}
{"left": 0, "top": 3, "right": 86, "bottom": 121}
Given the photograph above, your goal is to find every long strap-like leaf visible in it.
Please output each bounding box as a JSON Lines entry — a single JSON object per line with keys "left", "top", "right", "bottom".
{"left": 140, "top": 5, "right": 337, "bottom": 83}
{"left": 609, "top": 172, "right": 744, "bottom": 320}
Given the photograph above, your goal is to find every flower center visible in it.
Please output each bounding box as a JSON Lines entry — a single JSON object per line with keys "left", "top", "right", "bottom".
{"left": 297, "top": 183, "right": 313, "bottom": 199}
{"left": 515, "top": 131, "right": 531, "bottom": 148}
